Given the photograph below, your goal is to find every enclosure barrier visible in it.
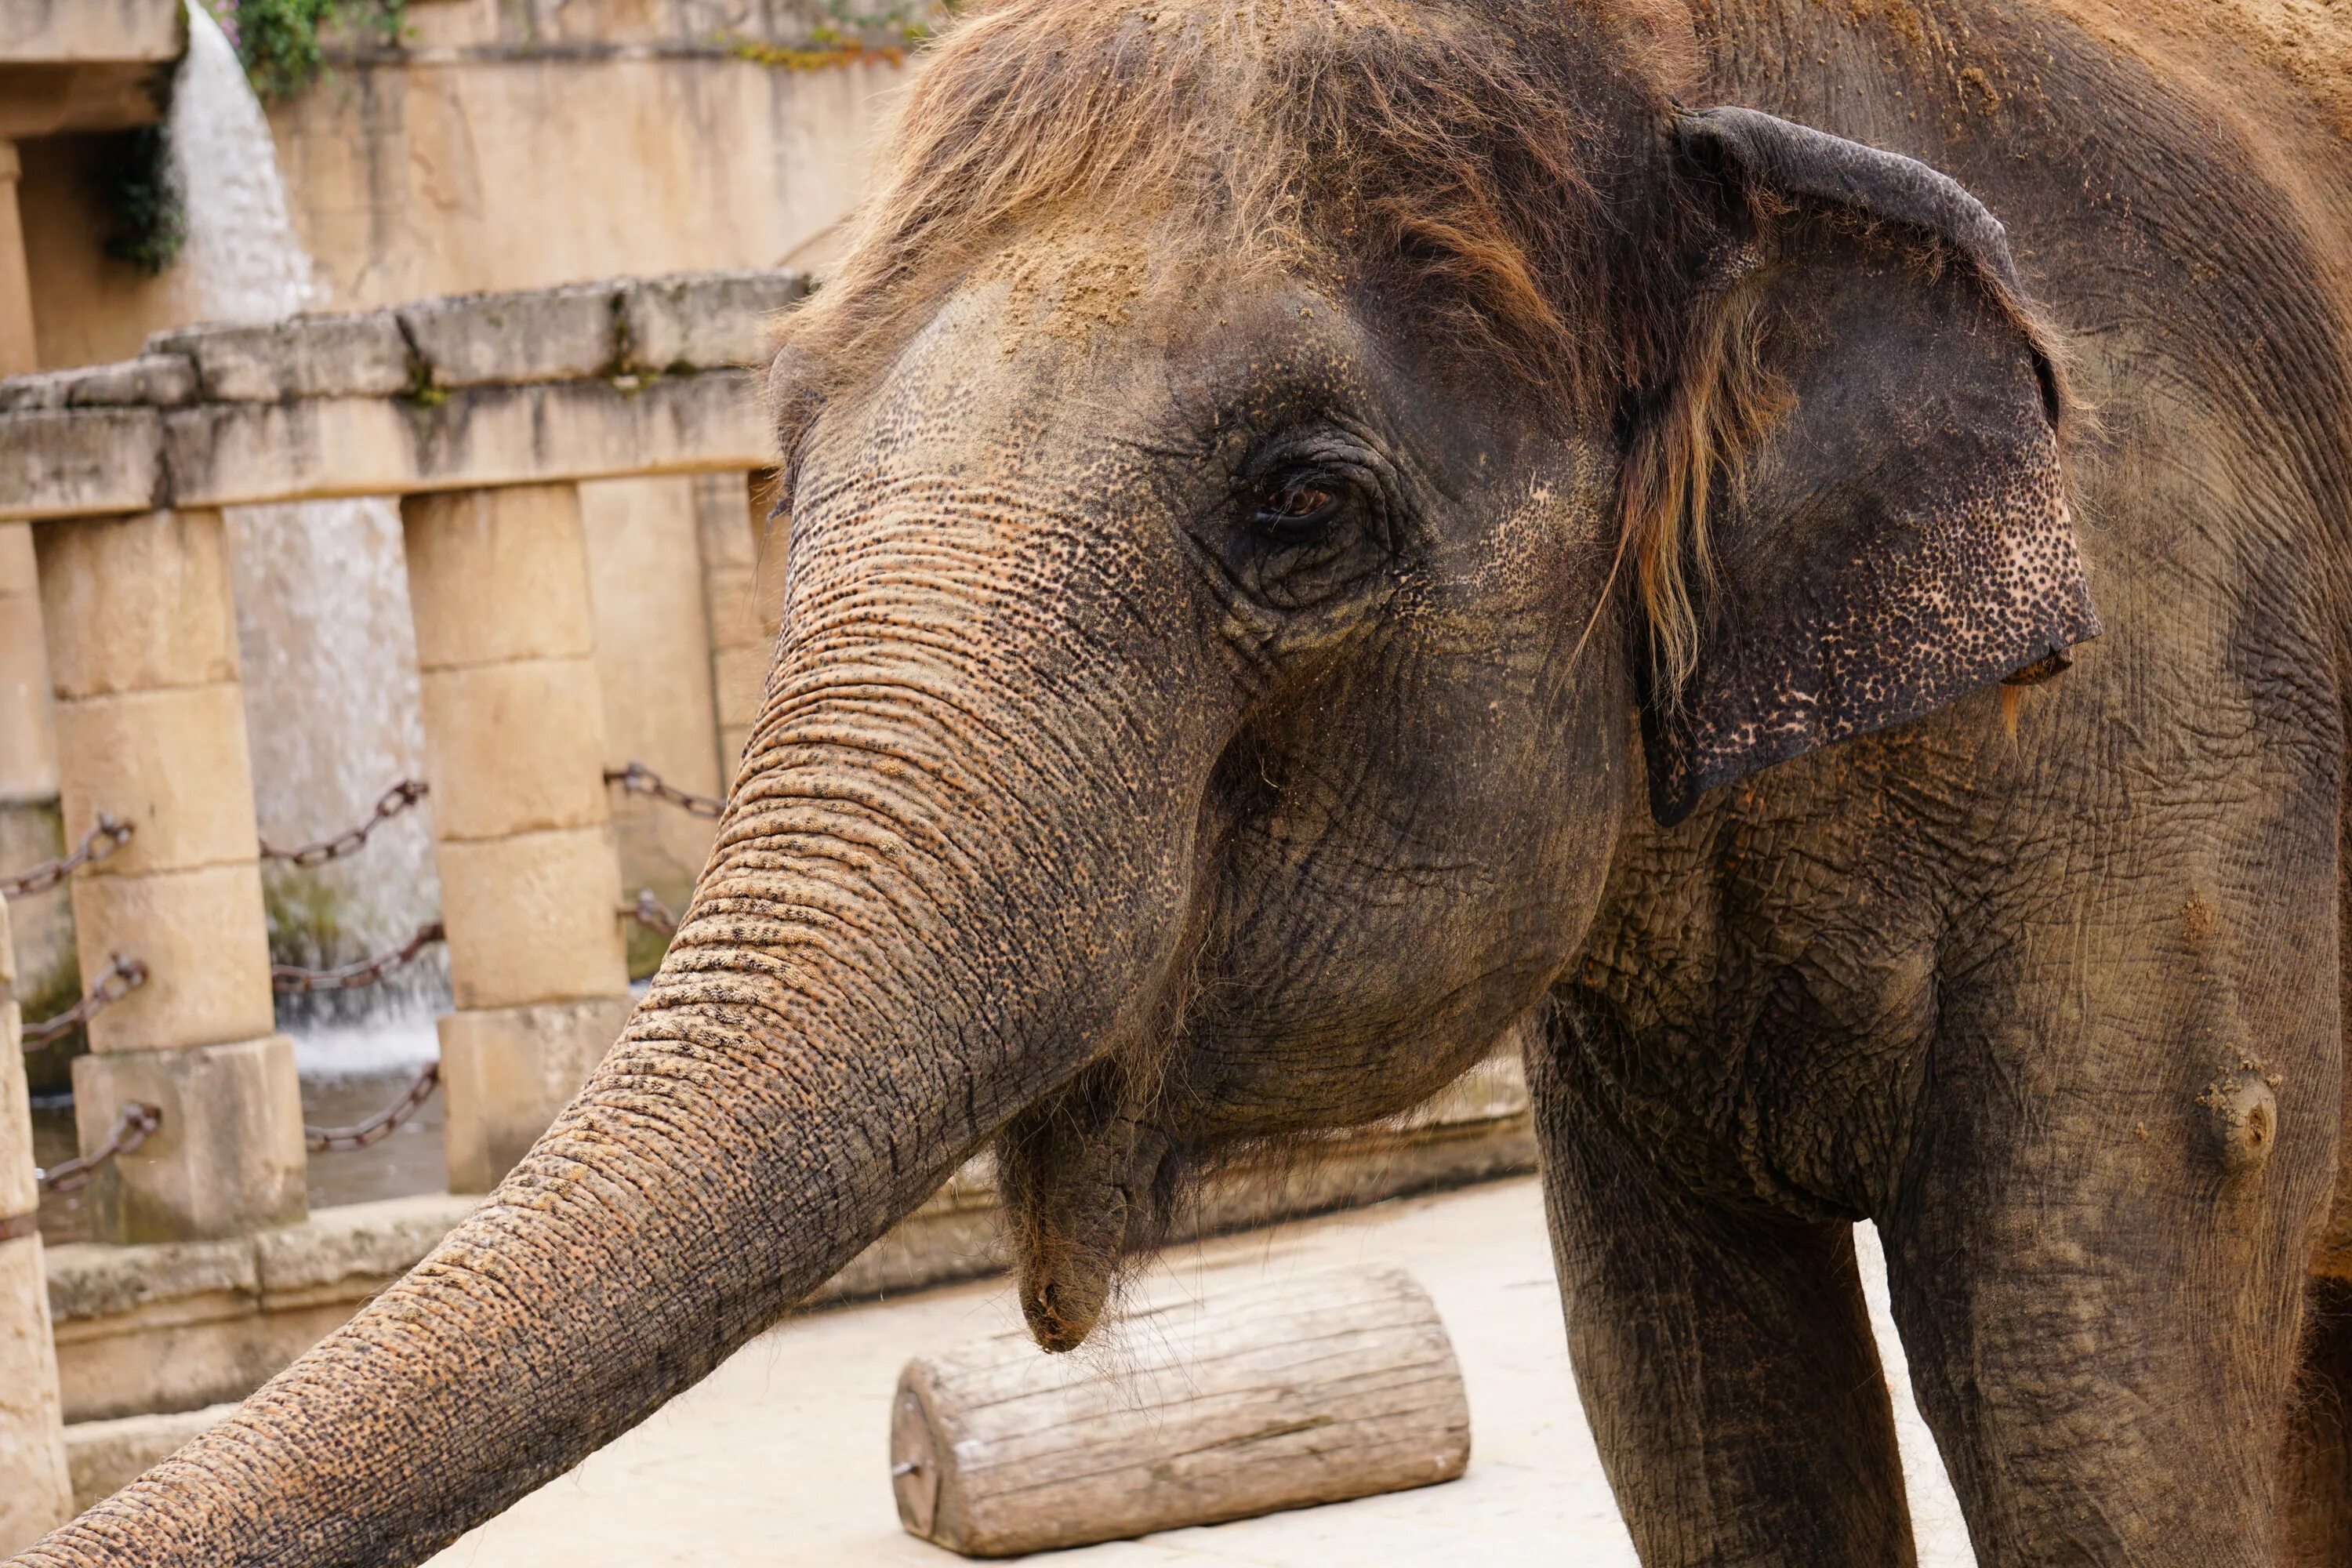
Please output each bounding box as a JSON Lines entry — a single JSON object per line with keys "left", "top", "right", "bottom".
{"left": 0, "top": 267, "right": 805, "bottom": 1247}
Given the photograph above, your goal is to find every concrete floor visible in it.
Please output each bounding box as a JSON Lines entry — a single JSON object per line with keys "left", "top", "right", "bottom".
{"left": 428, "top": 1177, "right": 1976, "bottom": 1566}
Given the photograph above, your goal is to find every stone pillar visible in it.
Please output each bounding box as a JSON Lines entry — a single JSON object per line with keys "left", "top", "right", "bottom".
{"left": 695, "top": 471, "right": 779, "bottom": 779}
{"left": 37, "top": 510, "right": 307, "bottom": 1243}
{"left": 0, "top": 898, "right": 76, "bottom": 1551}
{"left": 401, "top": 484, "right": 631, "bottom": 1193}
{"left": 0, "top": 141, "right": 36, "bottom": 378}
{"left": 579, "top": 474, "right": 720, "bottom": 968}
{"left": 0, "top": 520, "right": 71, "bottom": 1025}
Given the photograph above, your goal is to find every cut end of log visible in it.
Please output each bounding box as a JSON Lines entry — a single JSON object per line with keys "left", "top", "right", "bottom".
{"left": 889, "top": 1262, "right": 1471, "bottom": 1557}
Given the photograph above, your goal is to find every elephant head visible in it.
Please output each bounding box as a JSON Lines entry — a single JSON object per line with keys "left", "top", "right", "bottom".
{"left": 20, "top": 2, "right": 2095, "bottom": 1563}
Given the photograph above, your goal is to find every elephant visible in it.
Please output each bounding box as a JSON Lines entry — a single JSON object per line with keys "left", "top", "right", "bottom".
{"left": 18, "top": 0, "right": 2350, "bottom": 1563}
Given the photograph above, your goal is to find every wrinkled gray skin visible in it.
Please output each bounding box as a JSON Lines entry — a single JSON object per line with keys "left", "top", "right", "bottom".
{"left": 18, "top": 2, "right": 2352, "bottom": 1567}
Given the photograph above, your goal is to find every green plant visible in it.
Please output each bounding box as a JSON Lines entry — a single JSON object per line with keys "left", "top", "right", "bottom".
{"left": 220, "top": 0, "right": 410, "bottom": 99}
{"left": 97, "top": 125, "right": 186, "bottom": 275}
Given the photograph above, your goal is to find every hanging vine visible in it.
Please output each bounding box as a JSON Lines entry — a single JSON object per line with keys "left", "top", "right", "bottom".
{"left": 210, "top": 0, "right": 411, "bottom": 99}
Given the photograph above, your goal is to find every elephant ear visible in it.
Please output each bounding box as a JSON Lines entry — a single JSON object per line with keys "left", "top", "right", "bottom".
{"left": 1635, "top": 106, "right": 2101, "bottom": 826}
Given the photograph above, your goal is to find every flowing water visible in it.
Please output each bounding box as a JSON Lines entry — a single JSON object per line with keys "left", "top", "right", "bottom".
{"left": 172, "top": 2, "right": 443, "bottom": 1075}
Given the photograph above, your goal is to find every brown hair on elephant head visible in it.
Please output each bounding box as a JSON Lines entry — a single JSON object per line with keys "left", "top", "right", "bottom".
{"left": 17, "top": 2, "right": 2096, "bottom": 1564}
{"left": 757, "top": 0, "right": 2098, "bottom": 1349}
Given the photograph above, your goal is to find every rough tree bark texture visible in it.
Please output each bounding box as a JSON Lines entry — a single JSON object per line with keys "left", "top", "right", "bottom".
{"left": 890, "top": 1263, "right": 1470, "bottom": 1556}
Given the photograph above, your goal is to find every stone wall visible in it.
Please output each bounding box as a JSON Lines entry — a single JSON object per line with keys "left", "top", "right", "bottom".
{"left": 17, "top": 2, "right": 905, "bottom": 369}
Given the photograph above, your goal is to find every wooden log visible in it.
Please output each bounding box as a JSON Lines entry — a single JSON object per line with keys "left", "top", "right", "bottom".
{"left": 889, "top": 1263, "right": 1470, "bottom": 1556}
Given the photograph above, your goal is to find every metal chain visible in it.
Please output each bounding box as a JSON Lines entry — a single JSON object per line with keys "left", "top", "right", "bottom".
{"left": 20, "top": 956, "right": 149, "bottom": 1051}
{"left": 622, "top": 888, "right": 681, "bottom": 935}
{"left": 307, "top": 1063, "right": 441, "bottom": 1152}
{"left": 260, "top": 779, "right": 430, "bottom": 868}
{"left": 605, "top": 761, "right": 724, "bottom": 820}
{"left": 37, "top": 1102, "right": 162, "bottom": 1193}
{"left": 272, "top": 921, "right": 445, "bottom": 995}
{"left": 2, "top": 815, "right": 133, "bottom": 899}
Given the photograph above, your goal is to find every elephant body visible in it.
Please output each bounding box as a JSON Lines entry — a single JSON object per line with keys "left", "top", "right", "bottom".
{"left": 16, "top": 3, "right": 2352, "bottom": 1566}
{"left": 1547, "top": 5, "right": 2352, "bottom": 1562}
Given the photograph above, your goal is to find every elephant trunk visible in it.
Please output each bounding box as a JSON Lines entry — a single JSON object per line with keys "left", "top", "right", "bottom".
{"left": 16, "top": 495, "right": 1221, "bottom": 1566}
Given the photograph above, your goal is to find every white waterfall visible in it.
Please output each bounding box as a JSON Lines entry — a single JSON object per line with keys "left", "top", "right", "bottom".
{"left": 169, "top": 2, "right": 443, "bottom": 1073}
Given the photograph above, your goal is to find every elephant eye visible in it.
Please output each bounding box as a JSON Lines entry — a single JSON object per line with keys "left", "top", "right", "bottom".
{"left": 1251, "top": 479, "right": 1344, "bottom": 543}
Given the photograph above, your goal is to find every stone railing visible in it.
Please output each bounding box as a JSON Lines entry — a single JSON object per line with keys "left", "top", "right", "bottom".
{"left": 0, "top": 267, "right": 1539, "bottom": 1548}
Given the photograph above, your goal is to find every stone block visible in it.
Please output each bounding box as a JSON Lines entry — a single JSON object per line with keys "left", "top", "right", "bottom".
{"left": 702, "top": 561, "right": 761, "bottom": 653}
{"left": 0, "top": 520, "right": 60, "bottom": 801}
{"left": 399, "top": 283, "right": 619, "bottom": 389}
{"left": 53, "top": 684, "right": 260, "bottom": 876}
{"left": 417, "top": 659, "right": 611, "bottom": 841}
{"left": 0, "top": 1236, "right": 73, "bottom": 1552}
{"left": 147, "top": 313, "right": 412, "bottom": 402}
{"left": 68, "top": 863, "right": 274, "bottom": 1054}
{"left": 0, "top": 355, "right": 196, "bottom": 413}
{"left": 42, "top": 1234, "right": 255, "bottom": 1325}
{"left": 70, "top": 1035, "right": 307, "bottom": 1243}
{"left": 434, "top": 826, "right": 629, "bottom": 1010}
{"left": 692, "top": 469, "right": 761, "bottom": 572}
{"left": 2, "top": 1000, "right": 35, "bottom": 1221}
{"left": 65, "top": 1402, "right": 233, "bottom": 1511}
{"left": 0, "top": 406, "right": 161, "bottom": 522}
{"left": 438, "top": 995, "right": 632, "bottom": 1192}
{"left": 34, "top": 509, "right": 239, "bottom": 699}
{"left": 161, "top": 372, "right": 771, "bottom": 511}
{"left": 712, "top": 643, "right": 771, "bottom": 732}
{"left": 620, "top": 270, "right": 808, "bottom": 373}
{"left": 252, "top": 1192, "right": 481, "bottom": 1305}
{"left": 401, "top": 483, "right": 595, "bottom": 670}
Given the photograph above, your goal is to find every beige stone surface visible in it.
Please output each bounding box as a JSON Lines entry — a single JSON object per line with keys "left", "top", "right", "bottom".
{"left": 0, "top": 142, "right": 35, "bottom": 381}
{"left": 582, "top": 474, "right": 722, "bottom": 905}
{"left": 0, "top": 1236, "right": 74, "bottom": 1553}
{"left": 0, "top": 405, "right": 159, "bottom": 521}
{"left": 2, "top": 998, "right": 36, "bottom": 1221}
{"left": 52, "top": 683, "right": 260, "bottom": 876}
{"left": 437, "top": 996, "right": 633, "bottom": 1192}
{"left": 399, "top": 285, "right": 619, "bottom": 389}
{"left": 70, "top": 1035, "right": 307, "bottom": 1243}
{"left": 34, "top": 509, "right": 238, "bottom": 700}
{"left": 0, "top": 519, "right": 57, "bottom": 800}
{"left": 147, "top": 370, "right": 770, "bottom": 515}
{"left": 0, "top": 354, "right": 194, "bottom": 412}
{"left": 623, "top": 270, "right": 809, "bottom": 374}
{"left": 67, "top": 862, "right": 274, "bottom": 1055}
{"left": 434, "top": 827, "right": 629, "bottom": 1011}
{"left": 64, "top": 1401, "right": 234, "bottom": 1511}
{"left": 417, "top": 659, "right": 612, "bottom": 841}
{"left": 402, "top": 482, "right": 597, "bottom": 669}
{"left": 147, "top": 314, "right": 412, "bottom": 403}
{"left": 56, "top": 1294, "right": 356, "bottom": 1426}
{"left": 46, "top": 1193, "right": 479, "bottom": 1422}
{"left": 0, "top": 0, "right": 180, "bottom": 62}
{"left": 711, "top": 644, "right": 771, "bottom": 739}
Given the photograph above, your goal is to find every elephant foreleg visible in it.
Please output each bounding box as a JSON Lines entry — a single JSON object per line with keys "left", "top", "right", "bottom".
{"left": 1528, "top": 1032, "right": 1917, "bottom": 1568}
{"left": 2285, "top": 1276, "right": 2352, "bottom": 1566}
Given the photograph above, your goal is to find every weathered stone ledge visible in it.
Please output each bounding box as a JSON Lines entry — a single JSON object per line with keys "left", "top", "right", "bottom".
{"left": 48, "top": 1056, "right": 1535, "bottom": 1434}
{"left": 0, "top": 269, "right": 804, "bottom": 521}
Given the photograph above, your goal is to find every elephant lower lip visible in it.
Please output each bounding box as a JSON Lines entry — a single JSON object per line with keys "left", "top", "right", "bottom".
{"left": 1023, "top": 1276, "right": 1108, "bottom": 1353}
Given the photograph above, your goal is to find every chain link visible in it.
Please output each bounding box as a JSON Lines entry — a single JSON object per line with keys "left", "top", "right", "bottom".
{"left": 260, "top": 779, "right": 430, "bottom": 868}
{"left": 37, "top": 1102, "right": 162, "bottom": 1193}
{"left": 307, "top": 1063, "right": 441, "bottom": 1152}
{"left": 2, "top": 815, "right": 133, "bottom": 900}
{"left": 20, "top": 955, "right": 149, "bottom": 1051}
{"left": 622, "top": 888, "right": 681, "bottom": 935}
{"left": 272, "top": 921, "right": 445, "bottom": 995}
{"left": 605, "top": 761, "right": 724, "bottom": 820}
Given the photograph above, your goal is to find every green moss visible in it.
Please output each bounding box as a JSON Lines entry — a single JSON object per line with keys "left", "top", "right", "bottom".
{"left": 96, "top": 126, "right": 186, "bottom": 276}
